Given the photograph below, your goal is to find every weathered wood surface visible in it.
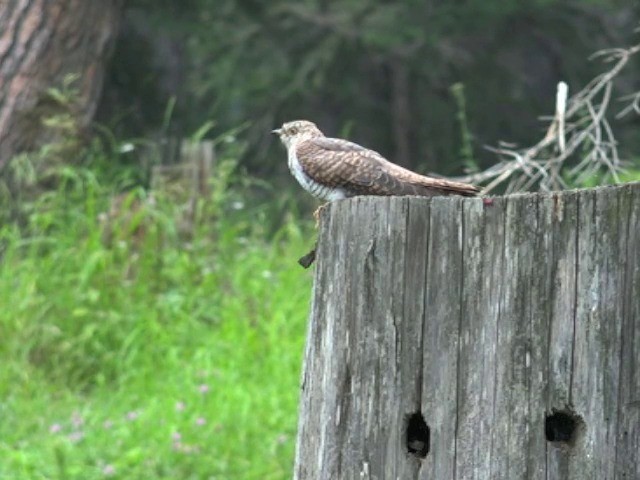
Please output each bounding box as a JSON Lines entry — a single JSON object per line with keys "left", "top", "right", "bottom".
{"left": 293, "top": 182, "right": 639, "bottom": 480}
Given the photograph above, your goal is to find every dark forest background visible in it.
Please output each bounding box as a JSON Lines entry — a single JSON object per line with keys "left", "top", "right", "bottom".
{"left": 101, "top": 0, "right": 640, "bottom": 183}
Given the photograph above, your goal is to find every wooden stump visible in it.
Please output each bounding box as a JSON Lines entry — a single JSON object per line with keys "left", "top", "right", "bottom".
{"left": 294, "top": 182, "right": 640, "bottom": 479}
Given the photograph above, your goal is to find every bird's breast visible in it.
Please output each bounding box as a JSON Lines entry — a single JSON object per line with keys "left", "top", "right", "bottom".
{"left": 287, "top": 148, "right": 346, "bottom": 201}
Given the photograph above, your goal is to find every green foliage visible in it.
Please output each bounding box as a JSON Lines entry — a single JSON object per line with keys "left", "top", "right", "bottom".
{"left": 567, "top": 165, "right": 640, "bottom": 189}
{"left": 6, "top": 74, "right": 85, "bottom": 188}
{"left": 0, "top": 144, "right": 314, "bottom": 478}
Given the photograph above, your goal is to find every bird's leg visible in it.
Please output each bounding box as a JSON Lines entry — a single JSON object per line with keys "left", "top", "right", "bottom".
{"left": 313, "top": 203, "right": 329, "bottom": 227}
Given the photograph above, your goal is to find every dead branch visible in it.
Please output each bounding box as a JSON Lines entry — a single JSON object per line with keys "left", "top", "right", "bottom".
{"left": 455, "top": 43, "right": 640, "bottom": 194}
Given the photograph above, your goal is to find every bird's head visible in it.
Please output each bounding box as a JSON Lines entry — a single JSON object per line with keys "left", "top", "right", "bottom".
{"left": 272, "top": 120, "right": 324, "bottom": 148}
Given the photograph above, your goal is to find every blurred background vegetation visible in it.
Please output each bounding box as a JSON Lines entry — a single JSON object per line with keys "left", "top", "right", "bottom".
{"left": 0, "top": 0, "right": 639, "bottom": 478}
{"left": 102, "top": 0, "right": 640, "bottom": 179}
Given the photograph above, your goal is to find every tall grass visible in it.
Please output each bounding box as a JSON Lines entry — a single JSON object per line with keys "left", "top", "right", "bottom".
{"left": 0, "top": 153, "right": 314, "bottom": 478}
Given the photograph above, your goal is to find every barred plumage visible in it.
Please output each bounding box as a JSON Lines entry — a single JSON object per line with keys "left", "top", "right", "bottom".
{"left": 273, "top": 120, "right": 479, "bottom": 200}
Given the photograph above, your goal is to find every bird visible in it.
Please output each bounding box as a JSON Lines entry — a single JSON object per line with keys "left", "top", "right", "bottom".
{"left": 273, "top": 120, "right": 479, "bottom": 201}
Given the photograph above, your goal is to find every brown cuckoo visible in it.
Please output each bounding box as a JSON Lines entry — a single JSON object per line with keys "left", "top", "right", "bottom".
{"left": 273, "top": 120, "right": 479, "bottom": 201}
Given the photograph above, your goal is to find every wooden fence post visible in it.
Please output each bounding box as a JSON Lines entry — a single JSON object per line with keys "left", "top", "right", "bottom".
{"left": 150, "top": 139, "right": 215, "bottom": 238}
{"left": 293, "top": 183, "right": 639, "bottom": 479}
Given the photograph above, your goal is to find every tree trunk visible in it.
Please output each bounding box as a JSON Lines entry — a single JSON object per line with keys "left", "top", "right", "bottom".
{"left": 0, "top": 0, "right": 124, "bottom": 169}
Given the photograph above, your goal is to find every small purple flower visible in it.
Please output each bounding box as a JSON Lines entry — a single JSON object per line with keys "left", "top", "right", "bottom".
{"left": 126, "top": 411, "right": 139, "bottom": 421}
{"left": 68, "top": 431, "right": 84, "bottom": 443}
{"left": 103, "top": 420, "right": 113, "bottom": 430}
{"left": 195, "top": 417, "right": 206, "bottom": 426}
{"left": 102, "top": 464, "right": 116, "bottom": 476}
{"left": 173, "top": 442, "right": 200, "bottom": 455}
{"left": 49, "top": 423, "right": 62, "bottom": 434}
{"left": 198, "top": 384, "right": 210, "bottom": 394}
{"left": 175, "top": 401, "right": 185, "bottom": 412}
{"left": 71, "top": 411, "right": 84, "bottom": 429}
{"left": 182, "top": 445, "right": 194, "bottom": 454}
{"left": 171, "top": 432, "right": 182, "bottom": 442}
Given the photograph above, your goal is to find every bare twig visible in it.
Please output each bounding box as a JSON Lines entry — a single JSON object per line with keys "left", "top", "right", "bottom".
{"left": 617, "top": 91, "right": 640, "bottom": 119}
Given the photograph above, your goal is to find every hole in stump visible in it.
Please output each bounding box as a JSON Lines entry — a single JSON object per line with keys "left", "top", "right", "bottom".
{"left": 406, "top": 411, "right": 430, "bottom": 458}
{"left": 545, "top": 408, "right": 583, "bottom": 446}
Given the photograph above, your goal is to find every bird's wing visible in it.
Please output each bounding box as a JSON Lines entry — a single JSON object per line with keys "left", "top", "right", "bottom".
{"left": 296, "top": 137, "right": 479, "bottom": 197}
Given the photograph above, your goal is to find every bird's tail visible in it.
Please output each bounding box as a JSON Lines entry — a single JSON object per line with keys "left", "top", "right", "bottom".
{"left": 421, "top": 177, "right": 480, "bottom": 196}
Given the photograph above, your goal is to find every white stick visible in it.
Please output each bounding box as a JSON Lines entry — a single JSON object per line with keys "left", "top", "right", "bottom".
{"left": 556, "top": 81, "right": 568, "bottom": 154}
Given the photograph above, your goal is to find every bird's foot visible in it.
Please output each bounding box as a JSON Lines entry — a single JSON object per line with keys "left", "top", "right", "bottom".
{"left": 313, "top": 203, "right": 329, "bottom": 228}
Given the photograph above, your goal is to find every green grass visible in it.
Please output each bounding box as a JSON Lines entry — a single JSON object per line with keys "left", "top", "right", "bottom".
{"left": 0, "top": 166, "right": 315, "bottom": 478}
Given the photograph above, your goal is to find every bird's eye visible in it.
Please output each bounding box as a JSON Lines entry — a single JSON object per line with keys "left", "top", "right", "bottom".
{"left": 289, "top": 127, "right": 298, "bottom": 135}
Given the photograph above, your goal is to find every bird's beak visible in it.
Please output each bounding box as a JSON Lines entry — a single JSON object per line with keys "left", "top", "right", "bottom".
{"left": 271, "top": 128, "right": 282, "bottom": 135}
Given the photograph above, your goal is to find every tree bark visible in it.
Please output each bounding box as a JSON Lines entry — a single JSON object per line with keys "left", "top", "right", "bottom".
{"left": 0, "top": 0, "right": 124, "bottom": 169}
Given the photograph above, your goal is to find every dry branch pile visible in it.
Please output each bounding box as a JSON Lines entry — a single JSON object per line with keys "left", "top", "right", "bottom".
{"left": 457, "top": 42, "right": 640, "bottom": 194}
